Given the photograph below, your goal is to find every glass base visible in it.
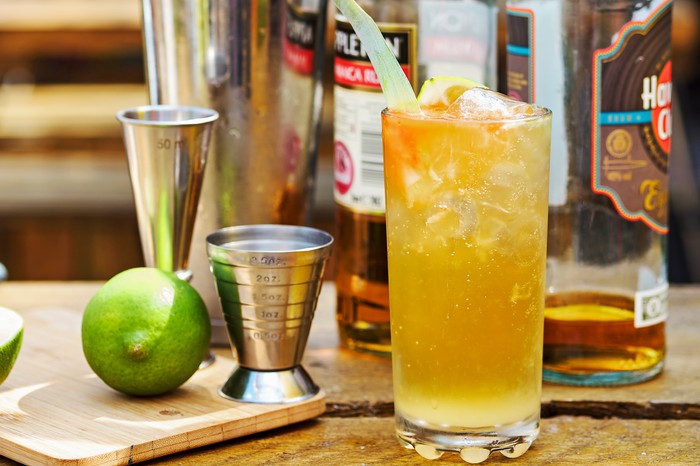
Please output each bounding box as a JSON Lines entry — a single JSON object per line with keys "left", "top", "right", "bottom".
{"left": 395, "top": 412, "right": 539, "bottom": 464}
{"left": 543, "top": 360, "right": 664, "bottom": 386}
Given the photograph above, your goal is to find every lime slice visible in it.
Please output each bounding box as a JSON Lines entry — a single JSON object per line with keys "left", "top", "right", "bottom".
{"left": 417, "top": 76, "right": 486, "bottom": 110}
{"left": 335, "top": 0, "right": 420, "bottom": 114}
{"left": 0, "top": 307, "right": 23, "bottom": 385}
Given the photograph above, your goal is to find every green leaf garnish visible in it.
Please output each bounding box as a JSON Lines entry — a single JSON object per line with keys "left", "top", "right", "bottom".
{"left": 334, "top": 0, "right": 421, "bottom": 114}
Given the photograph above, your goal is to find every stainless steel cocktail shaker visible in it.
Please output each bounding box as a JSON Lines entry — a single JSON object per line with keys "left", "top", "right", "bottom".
{"left": 140, "top": 0, "right": 329, "bottom": 344}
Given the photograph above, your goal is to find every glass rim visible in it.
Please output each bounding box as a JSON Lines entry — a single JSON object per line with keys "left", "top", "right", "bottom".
{"left": 381, "top": 105, "right": 552, "bottom": 123}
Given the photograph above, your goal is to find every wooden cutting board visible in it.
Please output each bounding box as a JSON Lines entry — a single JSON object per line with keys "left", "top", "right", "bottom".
{"left": 0, "top": 306, "right": 325, "bottom": 465}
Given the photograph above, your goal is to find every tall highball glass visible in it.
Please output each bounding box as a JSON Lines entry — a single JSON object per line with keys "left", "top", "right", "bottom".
{"left": 382, "top": 91, "right": 552, "bottom": 463}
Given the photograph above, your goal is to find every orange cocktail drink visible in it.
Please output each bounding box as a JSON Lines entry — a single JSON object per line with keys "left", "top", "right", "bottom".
{"left": 382, "top": 86, "right": 551, "bottom": 462}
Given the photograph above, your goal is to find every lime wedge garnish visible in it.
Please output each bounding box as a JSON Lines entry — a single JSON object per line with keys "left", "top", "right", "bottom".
{"left": 335, "top": 0, "right": 421, "bottom": 115}
{"left": 417, "top": 76, "right": 486, "bottom": 110}
{"left": 0, "top": 307, "right": 23, "bottom": 385}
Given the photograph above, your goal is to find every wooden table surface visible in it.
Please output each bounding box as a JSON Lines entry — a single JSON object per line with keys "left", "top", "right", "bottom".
{"left": 1, "top": 282, "right": 699, "bottom": 465}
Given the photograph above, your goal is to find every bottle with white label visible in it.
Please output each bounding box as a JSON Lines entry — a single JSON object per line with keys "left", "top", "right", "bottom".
{"left": 334, "top": 0, "right": 498, "bottom": 354}
{"left": 506, "top": 0, "right": 671, "bottom": 385}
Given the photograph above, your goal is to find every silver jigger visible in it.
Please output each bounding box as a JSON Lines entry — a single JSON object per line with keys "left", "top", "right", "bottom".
{"left": 118, "top": 105, "right": 218, "bottom": 367}
{"left": 206, "top": 225, "right": 333, "bottom": 404}
{"left": 117, "top": 105, "right": 218, "bottom": 280}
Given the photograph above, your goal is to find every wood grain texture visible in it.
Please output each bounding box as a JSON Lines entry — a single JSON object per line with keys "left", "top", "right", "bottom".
{"left": 113, "top": 417, "right": 700, "bottom": 465}
{"left": 0, "top": 301, "right": 325, "bottom": 465}
{"left": 1, "top": 282, "right": 700, "bottom": 465}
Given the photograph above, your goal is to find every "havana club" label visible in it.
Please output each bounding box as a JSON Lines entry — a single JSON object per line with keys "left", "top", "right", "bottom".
{"left": 592, "top": 0, "right": 672, "bottom": 233}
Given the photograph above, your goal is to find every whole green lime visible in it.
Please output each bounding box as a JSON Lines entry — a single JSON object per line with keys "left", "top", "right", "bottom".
{"left": 0, "top": 307, "right": 23, "bottom": 385}
{"left": 81, "top": 267, "right": 211, "bottom": 396}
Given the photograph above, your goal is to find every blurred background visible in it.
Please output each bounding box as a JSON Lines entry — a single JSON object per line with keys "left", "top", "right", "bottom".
{"left": 0, "top": 0, "right": 698, "bottom": 282}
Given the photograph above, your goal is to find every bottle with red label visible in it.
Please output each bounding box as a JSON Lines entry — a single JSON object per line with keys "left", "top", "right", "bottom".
{"left": 506, "top": 0, "right": 672, "bottom": 385}
{"left": 333, "top": 0, "right": 498, "bottom": 354}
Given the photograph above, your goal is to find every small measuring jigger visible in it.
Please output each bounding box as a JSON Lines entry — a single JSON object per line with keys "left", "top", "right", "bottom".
{"left": 206, "top": 225, "right": 333, "bottom": 404}
{"left": 117, "top": 105, "right": 218, "bottom": 282}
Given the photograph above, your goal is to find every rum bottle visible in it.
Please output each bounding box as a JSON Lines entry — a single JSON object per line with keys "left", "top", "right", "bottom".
{"left": 506, "top": 0, "right": 671, "bottom": 384}
{"left": 334, "top": 0, "right": 498, "bottom": 353}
